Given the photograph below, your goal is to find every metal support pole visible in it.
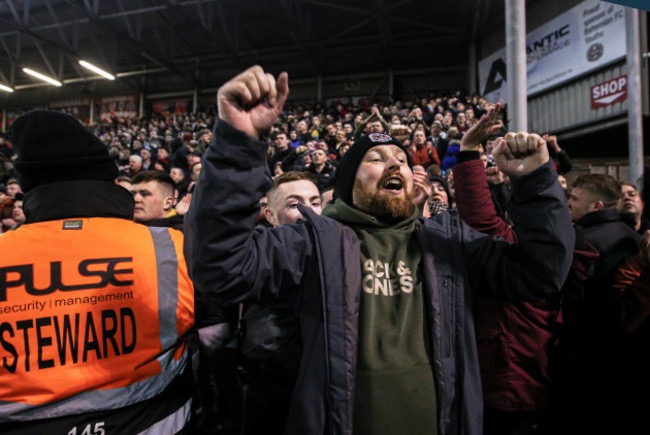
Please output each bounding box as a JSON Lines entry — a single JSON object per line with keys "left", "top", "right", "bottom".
{"left": 89, "top": 99, "right": 94, "bottom": 125}
{"left": 626, "top": 7, "right": 644, "bottom": 189}
{"left": 505, "top": 0, "right": 527, "bottom": 132}
{"left": 388, "top": 69, "right": 394, "bottom": 102}
{"left": 2, "top": 109, "right": 5, "bottom": 132}
{"left": 139, "top": 93, "right": 145, "bottom": 119}
{"left": 193, "top": 88, "right": 199, "bottom": 113}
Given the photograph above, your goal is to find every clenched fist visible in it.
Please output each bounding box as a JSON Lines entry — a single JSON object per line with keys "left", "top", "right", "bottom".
{"left": 217, "top": 65, "right": 289, "bottom": 140}
{"left": 492, "top": 132, "right": 549, "bottom": 177}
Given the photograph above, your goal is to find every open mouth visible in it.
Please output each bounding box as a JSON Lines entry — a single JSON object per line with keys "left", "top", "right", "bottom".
{"left": 382, "top": 176, "right": 403, "bottom": 193}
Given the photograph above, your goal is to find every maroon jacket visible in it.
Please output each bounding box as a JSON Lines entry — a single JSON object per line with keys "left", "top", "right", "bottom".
{"left": 454, "top": 155, "right": 560, "bottom": 411}
{"left": 411, "top": 143, "right": 440, "bottom": 168}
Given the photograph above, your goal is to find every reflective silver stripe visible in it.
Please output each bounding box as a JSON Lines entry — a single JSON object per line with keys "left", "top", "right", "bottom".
{"left": 0, "top": 351, "right": 188, "bottom": 422}
{"left": 148, "top": 227, "right": 180, "bottom": 352}
{"left": 137, "top": 398, "right": 192, "bottom": 435}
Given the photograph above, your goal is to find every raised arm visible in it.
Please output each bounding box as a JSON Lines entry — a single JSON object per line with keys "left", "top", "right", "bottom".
{"left": 185, "top": 66, "right": 315, "bottom": 305}
{"left": 460, "top": 131, "right": 574, "bottom": 300}
{"left": 454, "top": 102, "right": 514, "bottom": 241}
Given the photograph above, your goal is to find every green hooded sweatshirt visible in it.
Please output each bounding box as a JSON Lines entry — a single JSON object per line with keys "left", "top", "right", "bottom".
{"left": 323, "top": 199, "right": 437, "bottom": 435}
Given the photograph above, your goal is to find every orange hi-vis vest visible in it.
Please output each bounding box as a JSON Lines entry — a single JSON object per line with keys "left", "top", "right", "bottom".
{"left": 0, "top": 217, "right": 194, "bottom": 433}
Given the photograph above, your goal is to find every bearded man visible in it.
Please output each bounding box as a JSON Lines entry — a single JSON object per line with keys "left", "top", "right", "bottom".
{"left": 185, "top": 66, "right": 574, "bottom": 435}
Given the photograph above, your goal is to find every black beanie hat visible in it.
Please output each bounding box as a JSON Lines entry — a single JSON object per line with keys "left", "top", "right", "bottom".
{"left": 428, "top": 174, "right": 452, "bottom": 207}
{"left": 334, "top": 132, "right": 413, "bottom": 205}
{"left": 11, "top": 110, "right": 118, "bottom": 192}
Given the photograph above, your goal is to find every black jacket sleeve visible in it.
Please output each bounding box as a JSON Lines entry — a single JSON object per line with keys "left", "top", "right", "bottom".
{"left": 184, "top": 121, "right": 315, "bottom": 307}
{"left": 461, "top": 160, "right": 575, "bottom": 301}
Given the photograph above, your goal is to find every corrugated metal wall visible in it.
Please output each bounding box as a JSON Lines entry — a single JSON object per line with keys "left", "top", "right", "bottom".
{"left": 528, "top": 61, "right": 627, "bottom": 134}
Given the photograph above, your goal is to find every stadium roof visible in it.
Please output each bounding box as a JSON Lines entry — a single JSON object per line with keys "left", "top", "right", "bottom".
{"left": 0, "top": 0, "right": 505, "bottom": 106}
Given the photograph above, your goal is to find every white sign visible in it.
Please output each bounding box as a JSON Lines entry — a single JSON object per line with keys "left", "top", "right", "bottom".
{"left": 478, "top": 0, "right": 627, "bottom": 102}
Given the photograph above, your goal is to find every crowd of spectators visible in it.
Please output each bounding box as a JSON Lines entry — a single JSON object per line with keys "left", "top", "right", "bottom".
{"left": 2, "top": 84, "right": 650, "bottom": 435}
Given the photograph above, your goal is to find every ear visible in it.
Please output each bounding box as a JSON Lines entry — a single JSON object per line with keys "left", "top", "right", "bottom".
{"left": 163, "top": 196, "right": 174, "bottom": 212}
{"left": 592, "top": 200, "right": 605, "bottom": 211}
{"left": 265, "top": 208, "right": 278, "bottom": 227}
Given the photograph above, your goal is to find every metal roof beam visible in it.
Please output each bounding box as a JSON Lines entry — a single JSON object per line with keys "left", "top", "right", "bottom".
{"left": 116, "top": 0, "right": 137, "bottom": 40}
{"left": 370, "top": 0, "right": 393, "bottom": 62}
{"left": 5, "top": 0, "right": 22, "bottom": 24}
{"left": 44, "top": 0, "right": 71, "bottom": 48}
{"left": 31, "top": 38, "right": 57, "bottom": 77}
{"left": 293, "top": 0, "right": 370, "bottom": 15}
{"left": 147, "top": 0, "right": 200, "bottom": 56}
{"left": 63, "top": 0, "right": 195, "bottom": 85}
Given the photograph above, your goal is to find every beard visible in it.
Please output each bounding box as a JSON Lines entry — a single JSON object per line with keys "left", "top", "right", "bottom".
{"left": 353, "top": 171, "right": 415, "bottom": 223}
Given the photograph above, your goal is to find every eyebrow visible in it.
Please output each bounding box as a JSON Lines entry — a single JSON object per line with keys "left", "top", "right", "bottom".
{"left": 285, "top": 195, "right": 307, "bottom": 202}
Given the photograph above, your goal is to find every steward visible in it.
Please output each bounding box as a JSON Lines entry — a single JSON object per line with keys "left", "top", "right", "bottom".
{"left": 0, "top": 110, "right": 195, "bottom": 434}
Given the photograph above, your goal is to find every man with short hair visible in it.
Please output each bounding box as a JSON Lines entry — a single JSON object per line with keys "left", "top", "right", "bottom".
{"left": 140, "top": 147, "right": 154, "bottom": 170}
{"left": 268, "top": 131, "right": 295, "bottom": 172}
{"left": 5, "top": 178, "right": 21, "bottom": 198}
{"left": 343, "top": 122, "right": 354, "bottom": 138}
{"left": 567, "top": 174, "right": 639, "bottom": 273}
{"left": 297, "top": 120, "right": 311, "bottom": 143}
{"left": 242, "top": 171, "right": 322, "bottom": 434}
{"left": 170, "top": 166, "right": 190, "bottom": 197}
{"left": 188, "top": 150, "right": 202, "bottom": 168}
{"left": 132, "top": 170, "right": 182, "bottom": 230}
{"left": 122, "top": 154, "right": 143, "bottom": 176}
{"left": 186, "top": 66, "right": 573, "bottom": 434}
{"left": 265, "top": 171, "right": 322, "bottom": 226}
{"left": 410, "top": 129, "right": 440, "bottom": 168}
{"left": 618, "top": 182, "right": 650, "bottom": 234}
{"left": 429, "top": 120, "right": 448, "bottom": 158}
{"left": 303, "top": 148, "right": 336, "bottom": 192}
{"left": 558, "top": 173, "right": 640, "bottom": 433}
{"left": 10, "top": 192, "right": 25, "bottom": 228}
{"left": 0, "top": 110, "right": 194, "bottom": 433}
{"left": 198, "top": 131, "right": 212, "bottom": 153}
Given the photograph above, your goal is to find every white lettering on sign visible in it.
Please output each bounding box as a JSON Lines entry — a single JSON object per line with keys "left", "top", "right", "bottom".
{"left": 591, "top": 75, "right": 627, "bottom": 109}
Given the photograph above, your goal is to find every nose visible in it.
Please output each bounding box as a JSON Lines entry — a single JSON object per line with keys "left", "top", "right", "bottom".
{"left": 386, "top": 155, "right": 401, "bottom": 171}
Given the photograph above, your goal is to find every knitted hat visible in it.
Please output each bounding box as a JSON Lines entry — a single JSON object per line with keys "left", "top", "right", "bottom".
{"left": 11, "top": 110, "right": 118, "bottom": 192}
{"left": 428, "top": 173, "right": 452, "bottom": 207}
{"left": 334, "top": 132, "right": 412, "bottom": 205}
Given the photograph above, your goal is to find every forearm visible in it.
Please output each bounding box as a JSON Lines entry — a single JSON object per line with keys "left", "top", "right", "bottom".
{"left": 454, "top": 152, "right": 515, "bottom": 243}
{"left": 353, "top": 122, "right": 367, "bottom": 139}
{"left": 507, "top": 160, "right": 574, "bottom": 293}
{"left": 185, "top": 120, "right": 272, "bottom": 302}
{"left": 465, "top": 160, "right": 574, "bottom": 301}
{"left": 553, "top": 149, "right": 572, "bottom": 174}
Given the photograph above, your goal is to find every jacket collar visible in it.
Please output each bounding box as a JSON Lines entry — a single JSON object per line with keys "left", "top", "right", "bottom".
{"left": 576, "top": 208, "right": 621, "bottom": 228}
{"left": 23, "top": 180, "right": 135, "bottom": 224}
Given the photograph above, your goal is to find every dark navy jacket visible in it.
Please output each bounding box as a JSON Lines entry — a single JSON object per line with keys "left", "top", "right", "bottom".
{"left": 185, "top": 120, "right": 574, "bottom": 435}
